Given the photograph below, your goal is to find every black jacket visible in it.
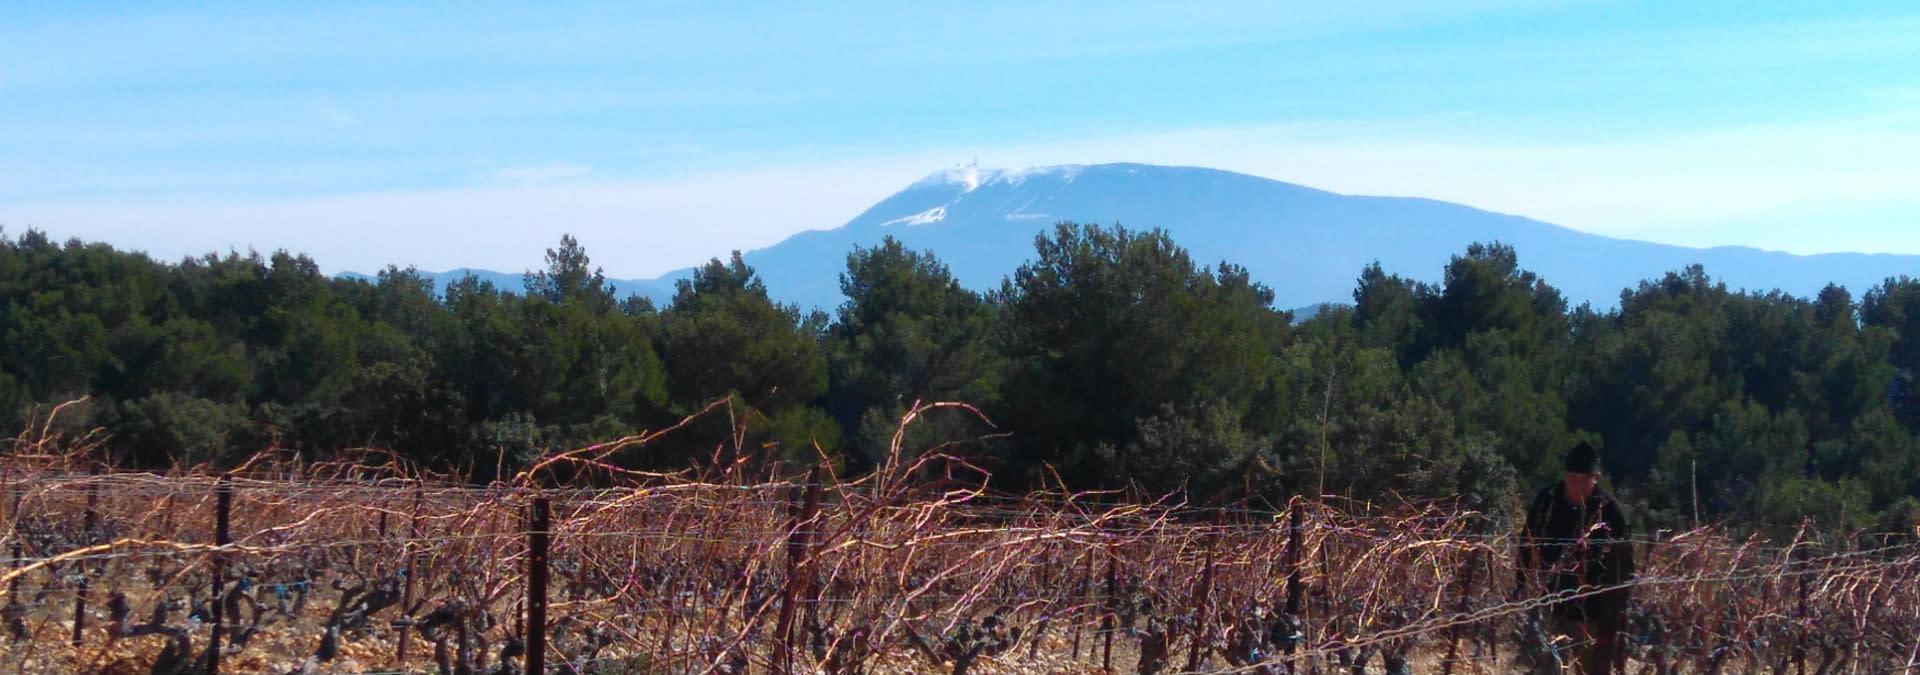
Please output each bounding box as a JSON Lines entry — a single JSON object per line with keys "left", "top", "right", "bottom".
{"left": 1514, "top": 481, "right": 1636, "bottom": 621}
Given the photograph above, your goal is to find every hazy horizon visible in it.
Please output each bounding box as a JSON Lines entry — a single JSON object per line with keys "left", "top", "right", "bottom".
{"left": 4, "top": 2, "right": 1917, "bottom": 279}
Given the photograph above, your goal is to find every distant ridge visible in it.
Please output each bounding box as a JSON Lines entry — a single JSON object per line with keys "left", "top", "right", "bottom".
{"left": 335, "top": 267, "right": 672, "bottom": 304}
{"left": 341, "top": 163, "right": 1920, "bottom": 313}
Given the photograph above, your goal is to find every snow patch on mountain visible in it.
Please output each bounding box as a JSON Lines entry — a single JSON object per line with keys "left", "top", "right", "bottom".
{"left": 1001, "top": 195, "right": 1053, "bottom": 221}
{"left": 888, "top": 163, "right": 1088, "bottom": 228}
{"left": 908, "top": 163, "right": 1086, "bottom": 193}
{"left": 881, "top": 206, "right": 948, "bottom": 227}
{"left": 910, "top": 165, "right": 997, "bottom": 192}
{"left": 998, "top": 164, "right": 1085, "bottom": 187}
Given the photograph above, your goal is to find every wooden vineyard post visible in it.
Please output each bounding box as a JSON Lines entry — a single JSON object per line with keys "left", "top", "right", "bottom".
{"left": 1103, "top": 547, "right": 1118, "bottom": 674}
{"left": 1283, "top": 498, "right": 1305, "bottom": 674}
{"left": 1314, "top": 507, "right": 1332, "bottom": 654}
{"left": 656, "top": 546, "right": 677, "bottom": 673}
{"left": 396, "top": 484, "right": 424, "bottom": 667}
{"left": 9, "top": 468, "right": 23, "bottom": 598}
{"left": 798, "top": 470, "right": 826, "bottom": 674}
{"left": 775, "top": 466, "right": 824, "bottom": 675}
{"left": 1796, "top": 547, "right": 1810, "bottom": 675}
{"left": 2, "top": 467, "right": 13, "bottom": 598}
{"left": 526, "top": 497, "right": 551, "bottom": 675}
{"left": 208, "top": 474, "right": 233, "bottom": 675}
{"left": 72, "top": 463, "right": 99, "bottom": 647}
{"left": 1443, "top": 550, "right": 1478, "bottom": 675}
{"left": 1072, "top": 551, "right": 1090, "bottom": 663}
{"left": 1029, "top": 551, "right": 1055, "bottom": 661}
{"left": 1187, "top": 525, "right": 1218, "bottom": 673}
{"left": 1284, "top": 500, "right": 1304, "bottom": 614}
{"left": 1485, "top": 550, "right": 1499, "bottom": 665}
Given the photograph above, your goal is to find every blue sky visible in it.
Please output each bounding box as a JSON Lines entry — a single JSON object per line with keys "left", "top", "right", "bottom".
{"left": 3, "top": 0, "right": 1917, "bottom": 278}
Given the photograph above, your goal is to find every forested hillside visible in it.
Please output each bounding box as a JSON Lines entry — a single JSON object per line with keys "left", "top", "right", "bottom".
{"left": 3, "top": 225, "right": 1917, "bottom": 536}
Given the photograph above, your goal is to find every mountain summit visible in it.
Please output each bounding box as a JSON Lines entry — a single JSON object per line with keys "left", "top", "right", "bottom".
{"left": 361, "top": 163, "right": 1919, "bottom": 313}
{"left": 635, "top": 162, "right": 1918, "bottom": 312}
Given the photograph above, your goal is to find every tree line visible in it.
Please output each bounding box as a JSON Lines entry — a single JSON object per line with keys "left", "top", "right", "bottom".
{"left": 3, "top": 224, "right": 1918, "bottom": 536}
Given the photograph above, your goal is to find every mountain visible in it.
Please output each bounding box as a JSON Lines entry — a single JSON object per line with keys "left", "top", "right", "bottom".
{"left": 351, "top": 163, "right": 1920, "bottom": 313}
{"left": 643, "top": 162, "right": 1920, "bottom": 312}
{"left": 336, "top": 267, "right": 674, "bottom": 304}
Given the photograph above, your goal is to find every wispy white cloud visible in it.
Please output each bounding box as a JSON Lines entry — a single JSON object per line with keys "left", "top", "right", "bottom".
{"left": 948, "top": 114, "right": 1920, "bottom": 253}
{"left": 0, "top": 1, "right": 1592, "bottom": 91}
{"left": 2, "top": 161, "right": 917, "bottom": 278}
{"left": 315, "top": 99, "right": 357, "bottom": 129}
{"left": 636, "top": 144, "right": 708, "bottom": 157}
{"left": 7, "top": 110, "right": 1919, "bottom": 279}
{"left": 491, "top": 164, "right": 593, "bottom": 185}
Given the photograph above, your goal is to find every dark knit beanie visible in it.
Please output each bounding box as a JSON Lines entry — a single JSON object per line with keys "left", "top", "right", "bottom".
{"left": 1564, "top": 440, "right": 1601, "bottom": 474}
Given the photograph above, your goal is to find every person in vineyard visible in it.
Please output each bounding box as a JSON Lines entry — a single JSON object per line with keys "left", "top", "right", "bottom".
{"left": 1513, "top": 440, "right": 1636, "bottom": 675}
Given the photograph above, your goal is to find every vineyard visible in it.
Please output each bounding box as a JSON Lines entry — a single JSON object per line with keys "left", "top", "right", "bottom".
{"left": 2, "top": 407, "right": 1919, "bottom": 675}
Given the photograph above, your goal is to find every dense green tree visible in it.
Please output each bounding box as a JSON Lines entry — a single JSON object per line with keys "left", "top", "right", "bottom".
{"left": 1421, "top": 243, "right": 1567, "bottom": 359}
{"left": 656, "top": 251, "right": 834, "bottom": 469}
{"left": 103, "top": 392, "right": 248, "bottom": 467}
{"left": 2, "top": 224, "right": 1915, "bottom": 535}
{"left": 992, "top": 223, "right": 1288, "bottom": 495}
{"left": 1351, "top": 262, "right": 1426, "bottom": 365}
{"left": 1427, "top": 244, "right": 1573, "bottom": 478}
{"left": 332, "top": 267, "right": 465, "bottom": 458}
{"left": 524, "top": 234, "right": 615, "bottom": 309}
{"left": 1277, "top": 308, "right": 1518, "bottom": 512}
{"left": 825, "top": 237, "right": 1003, "bottom": 469}
{"left": 1863, "top": 277, "right": 1920, "bottom": 430}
